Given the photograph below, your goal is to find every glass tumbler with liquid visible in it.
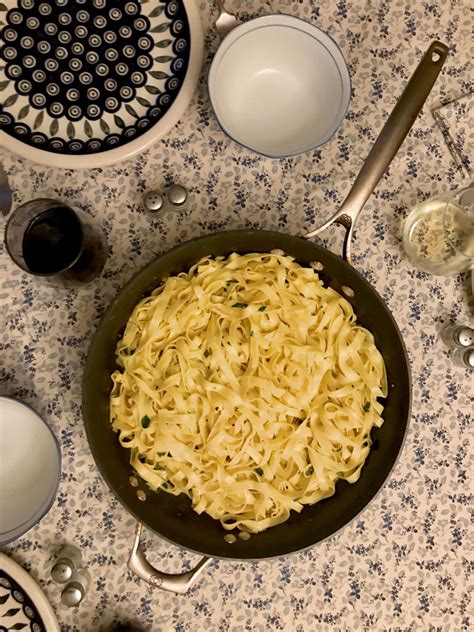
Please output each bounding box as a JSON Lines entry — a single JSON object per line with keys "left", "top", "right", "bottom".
{"left": 403, "top": 185, "right": 474, "bottom": 276}
{"left": 4, "top": 198, "right": 107, "bottom": 286}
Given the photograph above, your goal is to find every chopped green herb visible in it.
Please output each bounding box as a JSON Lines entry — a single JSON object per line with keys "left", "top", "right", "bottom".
{"left": 255, "top": 467, "right": 264, "bottom": 476}
{"left": 258, "top": 305, "right": 267, "bottom": 312}
{"left": 138, "top": 454, "right": 146, "bottom": 463}
{"left": 204, "top": 349, "right": 210, "bottom": 358}
{"left": 157, "top": 451, "right": 167, "bottom": 456}
{"left": 305, "top": 465, "right": 314, "bottom": 476}
{"left": 162, "top": 482, "right": 169, "bottom": 489}
{"left": 141, "top": 415, "right": 151, "bottom": 428}
{"left": 227, "top": 341, "right": 231, "bottom": 345}
{"left": 232, "top": 302, "right": 248, "bottom": 308}
{"left": 363, "top": 402, "right": 371, "bottom": 412}
{"left": 154, "top": 463, "right": 165, "bottom": 470}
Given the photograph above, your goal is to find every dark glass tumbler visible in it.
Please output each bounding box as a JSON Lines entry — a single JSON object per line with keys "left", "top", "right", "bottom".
{"left": 4, "top": 198, "right": 107, "bottom": 287}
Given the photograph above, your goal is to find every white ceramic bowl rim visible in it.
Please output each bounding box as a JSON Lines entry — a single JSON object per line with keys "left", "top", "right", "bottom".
{"left": 0, "top": 0, "right": 203, "bottom": 170}
{"left": 208, "top": 14, "right": 352, "bottom": 158}
{"left": 0, "top": 397, "right": 61, "bottom": 546}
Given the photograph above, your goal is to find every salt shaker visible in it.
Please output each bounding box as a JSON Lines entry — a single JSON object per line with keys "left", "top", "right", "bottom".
{"left": 441, "top": 324, "right": 474, "bottom": 349}
{"left": 143, "top": 184, "right": 188, "bottom": 215}
{"left": 51, "top": 545, "right": 83, "bottom": 583}
{"left": 166, "top": 183, "right": 188, "bottom": 211}
{"left": 61, "top": 568, "right": 91, "bottom": 608}
{"left": 450, "top": 346, "right": 474, "bottom": 369}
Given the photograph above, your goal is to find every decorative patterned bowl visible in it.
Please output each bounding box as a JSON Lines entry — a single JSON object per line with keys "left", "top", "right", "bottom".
{"left": 0, "top": 553, "right": 59, "bottom": 632}
{"left": 208, "top": 14, "right": 351, "bottom": 158}
{"left": 0, "top": 0, "right": 203, "bottom": 168}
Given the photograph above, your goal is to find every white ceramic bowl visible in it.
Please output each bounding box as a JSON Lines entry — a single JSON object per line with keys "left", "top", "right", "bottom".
{"left": 0, "top": 397, "right": 61, "bottom": 545}
{"left": 208, "top": 14, "right": 351, "bottom": 158}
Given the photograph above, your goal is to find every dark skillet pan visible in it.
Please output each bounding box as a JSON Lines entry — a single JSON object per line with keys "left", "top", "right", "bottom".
{"left": 83, "top": 42, "right": 448, "bottom": 593}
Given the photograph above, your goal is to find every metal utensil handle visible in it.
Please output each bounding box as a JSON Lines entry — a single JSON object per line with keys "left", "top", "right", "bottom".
{"left": 0, "top": 164, "right": 13, "bottom": 217}
{"left": 128, "top": 523, "right": 212, "bottom": 594}
{"left": 305, "top": 40, "right": 449, "bottom": 262}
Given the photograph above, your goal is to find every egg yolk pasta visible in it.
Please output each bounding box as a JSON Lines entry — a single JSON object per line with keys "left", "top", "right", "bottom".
{"left": 110, "top": 253, "right": 387, "bottom": 533}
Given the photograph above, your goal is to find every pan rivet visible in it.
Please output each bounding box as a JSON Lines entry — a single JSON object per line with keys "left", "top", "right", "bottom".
{"left": 129, "top": 475, "right": 139, "bottom": 488}
{"left": 238, "top": 531, "right": 251, "bottom": 541}
{"left": 224, "top": 534, "right": 237, "bottom": 544}
{"left": 310, "top": 261, "right": 324, "bottom": 271}
{"left": 341, "top": 285, "right": 355, "bottom": 298}
{"left": 137, "top": 489, "right": 147, "bottom": 501}
{"left": 431, "top": 52, "right": 441, "bottom": 62}
{"left": 149, "top": 574, "right": 163, "bottom": 587}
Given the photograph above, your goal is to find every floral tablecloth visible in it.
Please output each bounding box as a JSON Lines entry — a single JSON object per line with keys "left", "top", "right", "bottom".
{"left": 1, "top": 1, "right": 473, "bottom": 630}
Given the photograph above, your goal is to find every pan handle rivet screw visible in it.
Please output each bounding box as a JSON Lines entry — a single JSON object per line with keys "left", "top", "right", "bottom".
{"left": 224, "top": 534, "right": 236, "bottom": 543}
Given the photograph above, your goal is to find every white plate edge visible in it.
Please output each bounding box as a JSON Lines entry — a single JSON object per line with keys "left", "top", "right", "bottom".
{"left": 0, "top": 397, "right": 61, "bottom": 546}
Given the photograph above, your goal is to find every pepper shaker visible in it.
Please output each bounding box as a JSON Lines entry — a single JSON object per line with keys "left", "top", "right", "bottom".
{"left": 51, "top": 545, "right": 83, "bottom": 583}
{"left": 441, "top": 324, "right": 474, "bottom": 349}
{"left": 143, "top": 190, "right": 165, "bottom": 214}
{"left": 143, "top": 184, "right": 188, "bottom": 215}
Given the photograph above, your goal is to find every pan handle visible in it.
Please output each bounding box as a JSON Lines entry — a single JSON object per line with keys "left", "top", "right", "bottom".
{"left": 304, "top": 40, "right": 449, "bottom": 263}
{"left": 128, "top": 522, "right": 212, "bottom": 594}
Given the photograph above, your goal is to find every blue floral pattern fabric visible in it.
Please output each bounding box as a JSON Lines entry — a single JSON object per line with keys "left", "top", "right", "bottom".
{"left": 0, "top": 1, "right": 472, "bottom": 630}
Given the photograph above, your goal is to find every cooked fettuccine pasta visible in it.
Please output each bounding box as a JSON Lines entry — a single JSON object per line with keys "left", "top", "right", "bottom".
{"left": 110, "top": 253, "right": 387, "bottom": 533}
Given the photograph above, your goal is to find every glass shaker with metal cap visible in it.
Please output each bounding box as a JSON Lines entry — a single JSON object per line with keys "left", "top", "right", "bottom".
{"left": 441, "top": 324, "right": 474, "bottom": 349}
{"left": 450, "top": 346, "right": 474, "bottom": 370}
{"left": 51, "top": 545, "right": 82, "bottom": 583}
